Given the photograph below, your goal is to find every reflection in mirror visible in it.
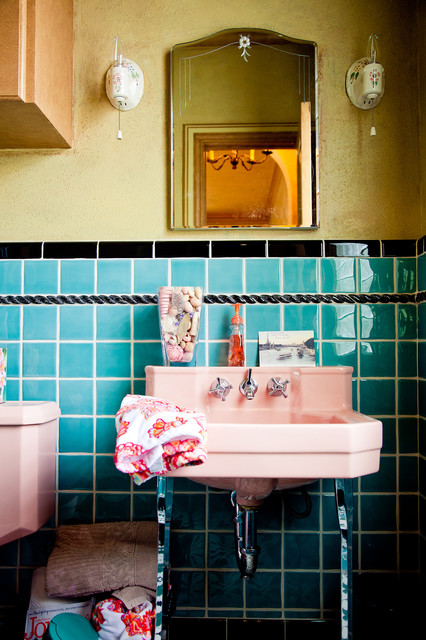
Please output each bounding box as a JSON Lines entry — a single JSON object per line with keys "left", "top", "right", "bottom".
{"left": 171, "top": 29, "right": 318, "bottom": 230}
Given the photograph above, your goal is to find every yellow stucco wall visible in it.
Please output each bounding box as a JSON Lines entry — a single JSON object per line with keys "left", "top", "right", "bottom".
{"left": 0, "top": 0, "right": 421, "bottom": 241}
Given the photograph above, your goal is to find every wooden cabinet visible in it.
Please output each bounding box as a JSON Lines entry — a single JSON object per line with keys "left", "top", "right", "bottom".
{"left": 0, "top": 0, "right": 73, "bottom": 148}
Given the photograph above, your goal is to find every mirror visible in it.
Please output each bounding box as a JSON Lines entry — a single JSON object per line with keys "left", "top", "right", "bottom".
{"left": 170, "top": 28, "right": 318, "bottom": 230}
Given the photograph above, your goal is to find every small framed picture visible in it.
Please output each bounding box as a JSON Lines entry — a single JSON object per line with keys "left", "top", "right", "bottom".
{"left": 258, "top": 331, "right": 315, "bottom": 366}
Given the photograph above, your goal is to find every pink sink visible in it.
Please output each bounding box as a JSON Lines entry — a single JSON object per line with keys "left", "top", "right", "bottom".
{"left": 145, "top": 366, "right": 382, "bottom": 505}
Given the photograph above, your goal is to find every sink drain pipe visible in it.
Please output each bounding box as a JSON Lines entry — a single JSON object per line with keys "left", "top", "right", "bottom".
{"left": 231, "top": 491, "right": 260, "bottom": 578}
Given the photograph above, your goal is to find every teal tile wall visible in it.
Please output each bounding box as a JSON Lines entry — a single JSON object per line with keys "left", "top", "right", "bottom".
{"left": 418, "top": 250, "right": 426, "bottom": 582}
{"left": 0, "top": 252, "right": 421, "bottom": 628}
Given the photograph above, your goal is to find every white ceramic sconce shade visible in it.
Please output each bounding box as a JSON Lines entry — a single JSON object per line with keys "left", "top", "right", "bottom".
{"left": 345, "top": 57, "right": 385, "bottom": 110}
{"left": 105, "top": 58, "right": 144, "bottom": 111}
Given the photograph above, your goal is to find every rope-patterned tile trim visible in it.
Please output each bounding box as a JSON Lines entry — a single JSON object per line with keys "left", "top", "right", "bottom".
{"left": 0, "top": 293, "right": 417, "bottom": 305}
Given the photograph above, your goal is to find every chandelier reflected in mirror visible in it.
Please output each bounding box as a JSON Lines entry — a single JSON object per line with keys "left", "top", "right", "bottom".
{"left": 207, "top": 148, "right": 273, "bottom": 171}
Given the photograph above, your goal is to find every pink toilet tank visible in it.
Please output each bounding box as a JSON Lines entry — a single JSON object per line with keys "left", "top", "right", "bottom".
{"left": 0, "top": 401, "right": 60, "bottom": 546}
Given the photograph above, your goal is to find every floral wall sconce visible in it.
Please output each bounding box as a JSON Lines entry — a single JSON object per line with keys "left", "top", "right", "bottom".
{"left": 345, "top": 34, "right": 385, "bottom": 135}
{"left": 105, "top": 36, "right": 144, "bottom": 139}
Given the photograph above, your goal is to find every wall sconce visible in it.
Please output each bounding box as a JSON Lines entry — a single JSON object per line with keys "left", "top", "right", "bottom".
{"left": 105, "top": 36, "right": 144, "bottom": 139}
{"left": 345, "top": 34, "right": 385, "bottom": 135}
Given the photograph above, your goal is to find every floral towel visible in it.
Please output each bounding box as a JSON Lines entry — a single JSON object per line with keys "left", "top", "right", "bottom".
{"left": 92, "top": 598, "right": 154, "bottom": 640}
{"left": 114, "top": 395, "right": 207, "bottom": 484}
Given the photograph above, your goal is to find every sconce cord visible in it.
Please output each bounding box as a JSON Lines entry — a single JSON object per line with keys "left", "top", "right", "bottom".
{"left": 117, "top": 103, "right": 123, "bottom": 140}
{"left": 371, "top": 107, "right": 376, "bottom": 137}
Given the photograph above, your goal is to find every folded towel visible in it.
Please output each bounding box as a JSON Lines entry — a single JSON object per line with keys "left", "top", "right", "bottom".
{"left": 92, "top": 598, "right": 154, "bottom": 640}
{"left": 45, "top": 521, "right": 157, "bottom": 599}
{"left": 114, "top": 395, "right": 207, "bottom": 484}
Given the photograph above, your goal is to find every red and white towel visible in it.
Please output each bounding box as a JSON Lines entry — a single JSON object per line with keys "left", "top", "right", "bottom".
{"left": 114, "top": 395, "right": 207, "bottom": 484}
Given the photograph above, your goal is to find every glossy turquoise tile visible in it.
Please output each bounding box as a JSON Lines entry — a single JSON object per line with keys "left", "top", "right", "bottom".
{"left": 399, "top": 304, "right": 417, "bottom": 340}
{"left": 381, "top": 418, "right": 397, "bottom": 454}
{"left": 171, "top": 494, "right": 206, "bottom": 529}
{"left": 322, "top": 341, "right": 357, "bottom": 374}
{"left": 361, "top": 456, "right": 396, "bottom": 492}
{"left": 60, "top": 306, "right": 94, "bottom": 340}
{"left": 96, "top": 342, "right": 131, "bottom": 378}
{"left": 207, "top": 532, "right": 235, "bottom": 568}
{"left": 97, "top": 306, "right": 131, "bottom": 340}
{"left": 398, "top": 341, "right": 417, "bottom": 377}
{"left": 96, "top": 380, "right": 131, "bottom": 415}
{"left": 208, "top": 259, "right": 243, "bottom": 293}
{"left": 321, "top": 258, "right": 356, "bottom": 293}
{"left": 398, "top": 379, "right": 417, "bottom": 415}
{"left": 359, "top": 379, "right": 395, "bottom": 415}
{"left": 58, "top": 454, "right": 93, "bottom": 490}
{"left": 361, "top": 495, "right": 396, "bottom": 531}
{"left": 133, "top": 342, "right": 163, "bottom": 377}
{"left": 95, "top": 417, "right": 116, "bottom": 453}
{"left": 23, "top": 306, "right": 57, "bottom": 340}
{"left": 322, "top": 533, "right": 340, "bottom": 570}
{"left": 283, "top": 258, "right": 318, "bottom": 293}
{"left": 245, "top": 340, "right": 259, "bottom": 366}
{"left": 245, "top": 304, "right": 281, "bottom": 339}
{"left": 132, "top": 493, "right": 157, "bottom": 521}
{"left": 134, "top": 259, "right": 168, "bottom": 293}
{"left": 20, "top": 530, "right": 55, "bottom": 566}
{"left": 207, "top": 341, "right": 228, "bottom": 366}
{"left": 284, "top": 533, "right": 320, "bottom": 569}
{"left": 172, "top": 532, "right": 205, "bottom": 568}
{"left": 419, "top": 380, "right": 426, "bottom": 418}
{"left": 0, "top": 540, "right": 18, "bottom": 566}
{"left": 5, "top": 379, "right": 19, "bottom": 400}
{"left": 208, "top": 304, "right": 233, "bottom": 340}
{"left": 359, "top": 258, "right": 394, "bottom": 293}
{"left": 256, "top": 532, "right": 283, "bottom": 569}
{"left": 173, "top": 571, "right": 205, "bottom": 608}
{"left": 418, "top": 341, "right": 426, "bottom": 378}
{"left": 0, "top": 260, "right": 22, "bottom": 294}
{"left": 283, "top": 571, "right": 320, "bottom": 609}
{"left": 96, "top": 455, "right": 130, "bottom": 491}
{"left": 360, "top": 304, "right": 395, "bottom": 339}
{"left": 23, "top": 342, "right": 57, "bottom": 377}
{"left": 399, "top": 534, "right": 419, "bottom": 570}
{"left": 399, "top": 495, "right": 418, "bottom": 531}
{"left": 396, "top": 258, "right": 416, "bottom": 293}
{"left": 0, "top": 307, "right": 21, "bottom": 340}
{"left": 208, "top": 493, "right": 234, "bottom": 530}
{"left": 24, "top": 260, "right": 58, "bottom": 294}
{"left": 23, "top": 379, "right": 56, "bottom": 402}
{"left": 399, "top": 456, "right": 418, "bottom": 492}
{"left": 97, "top": 259, "right": 132, "bottom": 294}
{"left": 134, "top": 305, "right": 160, "bottom": 340}
{"left": 246, "top": 258, "right": 280, "bottom": 293}
{"left": 171, "top": 259, "right": 206, "bottom": 287}
{"left": 360, "top": 342, "right": 395, "bottom": 377}
{"left": 208, "top": 571, "right": 243, "bottom": 608}
{"left": 245, "top": 572, "right": 282, "bottom": 608}
{"left": 58, "top": 492, "right": 93, "bottom": 525}
{"left": 133, "top": 379, "right": 146, "bottom": 395}
{"left": 59, "top": 417, "right": 94, "bottom": 453}
{"left": 0, "top": 343, "right": 20, "bottom": 377}
{"left": 60, "top": 260, "right": 95, "bottom": 294}
{"left": 418, "top": 253, "right": 426, "bottom": 291}
{"left": 360, "top": 534, "right": 397, "bottom": 570}
{"left": 60, "top": 343, "right": 94, "bottom": 378}
{"left": 398, "top": 418, "right": 418, "bottom": 454}
{"left": 95, "top": 493, "right": 131, "bottom": 522}
{"left": 59, "top": 379, "right": 94, "bottom": 415}
{"left": 284, "top": 304, "right": 319, "bottom": 335}
{"left": 321, "top": 304, "right": 356, "bottom": 339}
{"left": 283, "top": 493, "right": 320, "bottom": 531}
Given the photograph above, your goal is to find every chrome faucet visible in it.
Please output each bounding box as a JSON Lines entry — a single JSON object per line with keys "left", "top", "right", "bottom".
{"left": 267, "top": 377, "right": 290, "bottom": 398}
{"left": 209, "top": 377, "right": 233, "bottom": 402}
{"left": 239, "top": 368, "right": 258, "bottom": 400}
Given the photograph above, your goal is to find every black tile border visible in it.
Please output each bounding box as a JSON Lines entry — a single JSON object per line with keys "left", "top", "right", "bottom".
{"left": 43, "top": 242, "right": 98, "bottom": 259}
{"left": 325, "top": 240, "right": 380, "bottom": 257}
{"left": 0, "top": 239, "right": 421, "bottom": 260}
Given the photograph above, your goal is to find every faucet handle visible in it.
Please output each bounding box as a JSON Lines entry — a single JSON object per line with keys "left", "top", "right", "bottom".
{"left": 209, "top": 377, "right": 233, "bottom": 402}
{"left": 267, "top": 377, "right": 290, "bottom": 398}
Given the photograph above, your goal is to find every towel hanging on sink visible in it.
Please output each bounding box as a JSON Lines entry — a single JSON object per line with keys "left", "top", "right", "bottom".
{"left": 114, "top": 395, "right": 207, "bottom": 484}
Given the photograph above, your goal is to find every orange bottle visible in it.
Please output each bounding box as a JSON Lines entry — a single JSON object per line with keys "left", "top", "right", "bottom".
{"left": 228, "top": 304, "right": 245, "bottom": 366}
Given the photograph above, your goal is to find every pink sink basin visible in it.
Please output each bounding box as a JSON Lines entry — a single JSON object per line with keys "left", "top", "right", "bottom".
{"left": 145, "top": 366, "right": 382, "bottom": 505}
